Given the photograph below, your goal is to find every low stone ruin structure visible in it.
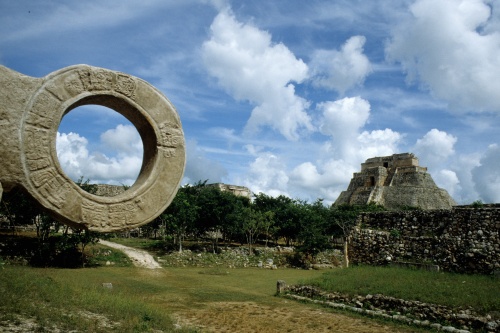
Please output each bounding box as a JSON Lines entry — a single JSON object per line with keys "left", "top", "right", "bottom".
{"left": 349, "top": 204, "right": 500, "bottom": 275}
{"left": 207, "top": 183, "right": 252, "bottom": 199}
{"left": 334, "top": 153, "right": 456, "bottom": 210}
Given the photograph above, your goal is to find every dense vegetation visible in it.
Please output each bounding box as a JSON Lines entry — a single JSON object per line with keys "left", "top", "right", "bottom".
{"left": 0, "top": 178, "right": 101, "bottom": 267}
{"left": 143, "top": 181, "right": 386, "bottom": 258}
{"left": 1, "top": 179, "right": 386, "bottom": 267}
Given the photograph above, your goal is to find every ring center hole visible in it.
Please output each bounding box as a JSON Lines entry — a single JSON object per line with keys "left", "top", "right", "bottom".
{"left": 56, "top": 105, "right": 144, "bottom": 197}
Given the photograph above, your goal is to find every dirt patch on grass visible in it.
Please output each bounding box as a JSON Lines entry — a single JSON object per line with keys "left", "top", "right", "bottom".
{"left": 174, "top": 301, "right": 413, "bottom": 333}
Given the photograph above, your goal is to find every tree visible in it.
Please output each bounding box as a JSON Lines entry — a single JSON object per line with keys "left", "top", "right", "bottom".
{"left": 297, "top": 199, "right": 331, "bottom": 257}
{"left": 162, "top": 186, "right": 199, "bottom": 252}
{"left": 1, "top": 177, "right": 103, "bottom": 267}
{"left": 253, "top": 194, "right": 302, "bottom": 246}
{"left": 230, "top": 205, "right": 273, "bottom": 255}
{"left": 196, "top": 184, "right": 248, "bottom": 251}
{"left": 0, "top": 187, "right": 40, "bottom": 230}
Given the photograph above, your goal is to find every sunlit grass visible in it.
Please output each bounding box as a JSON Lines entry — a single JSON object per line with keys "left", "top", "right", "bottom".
{"left": 0, "top": 262, "right": 326, "bottom": 332}
{"left": 0, "top": 266, "right": 196, "bottom": 332}
{"left": 301, "top": 265, "right": 500, "bottom": 314}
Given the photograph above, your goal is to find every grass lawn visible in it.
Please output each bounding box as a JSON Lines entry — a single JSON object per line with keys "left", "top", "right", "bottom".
{"left": 2, "top": 235, "right": 497, "bottom": 332}
{"left": 0, "top": 263, "right": 428, "bottom": 332}
{"left": 301, "top": 265, "right": 500, "bottom": 315}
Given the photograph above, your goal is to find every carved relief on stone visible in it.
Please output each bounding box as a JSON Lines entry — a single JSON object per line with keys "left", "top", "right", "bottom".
{"left": 115, "top": 73, "right": 137, "bottom": 98}
{"left": 25, "top": 91, "right": 60, "bottom": 129}
{"left": 64, "top": 73, "right": 85, "bottom": 97}
{"left": 0, "top": 64, "right": 185, "bottom": 232}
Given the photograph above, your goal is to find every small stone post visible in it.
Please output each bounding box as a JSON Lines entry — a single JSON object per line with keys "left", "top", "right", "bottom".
{"left": 276, "top": 280, "right": 287, "bottom": 294}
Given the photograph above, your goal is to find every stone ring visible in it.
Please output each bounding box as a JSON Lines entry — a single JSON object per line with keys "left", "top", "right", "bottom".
{"left": 0, "top": 65, "right": 185, "bottom": 232}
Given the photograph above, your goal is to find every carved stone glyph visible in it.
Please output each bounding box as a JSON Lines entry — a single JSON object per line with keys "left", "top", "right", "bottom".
{"left": 0, "top": 65, "right": 185, "bottom": 232}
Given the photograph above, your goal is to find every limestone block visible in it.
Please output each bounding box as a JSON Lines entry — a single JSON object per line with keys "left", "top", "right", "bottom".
{"left": 0, "top": 65, "right": 185, "bottom": 232}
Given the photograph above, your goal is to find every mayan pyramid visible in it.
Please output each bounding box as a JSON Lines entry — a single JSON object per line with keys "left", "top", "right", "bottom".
{"left": 334, "top": 153, "right": 457, "bottom": 210}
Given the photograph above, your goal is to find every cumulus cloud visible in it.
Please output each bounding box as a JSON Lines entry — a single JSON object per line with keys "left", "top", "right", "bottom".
{"left": 318, "top": 96, "right": 402, "bottom": 162}
{"left": 289, "top": 159, "right": 357, "bottom": 204}
{"left": 56, "top": 124, "right": 143, "bottom": 185}
{"left": 471, "top": 144, "right": 500, "bottom": 203}
{"left": 310, "top": 35, "right": 372, "bottom": 94}
{"left": 282, "top": 96, "right": 402, "bottom": 204}
{"left": 202, "top": 9, "right": 312, "bottom": 140}
{"left": 100, "top": 124, "right": 143, "bottom": 156}
{"left": 357, "top": 129, "right": 403, "bottom": 159}
{"left": 434, "top": 169, "right": 461, "bottom": 198}
{"left": 413, "top": 129, "right": 457, "bottom": 170}
{"left": 240, "top": 150, "right": 290, "bottom": 198}
{"left": 386, "top": 0, "right": 500, "bottom": 112}
{"left": 319, "top": 96, "right": 370, "bottom": 140}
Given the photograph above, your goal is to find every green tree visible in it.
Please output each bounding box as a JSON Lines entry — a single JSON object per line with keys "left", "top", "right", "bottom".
{"left": 253, "top": 194, "right": 302, "bottom": 246}
{"left": 230, "top": 205, "right": 273, "bottom": 255}
{"left": 196, "top": 184, "right": 248, "bottom": 251}
{"left": 0, "top": 187, "right": 40, "bottom": 230}
{"left": 162, "top": 186, "right": 199, "bottom": 252}
{"left": 1, "top": 177, "right": 102, "bottom": 267}
{"left": 297, "top": 199, "right": 331, "bottom": 257}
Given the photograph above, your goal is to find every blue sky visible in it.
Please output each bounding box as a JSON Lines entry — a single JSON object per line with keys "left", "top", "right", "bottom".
{"left": 1, "top": 0, "right": 499, "bottom": 204}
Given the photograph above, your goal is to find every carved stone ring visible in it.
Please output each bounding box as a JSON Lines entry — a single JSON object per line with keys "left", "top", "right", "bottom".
{"left": 0, "top": 65, "right": 185, "bottom": 232}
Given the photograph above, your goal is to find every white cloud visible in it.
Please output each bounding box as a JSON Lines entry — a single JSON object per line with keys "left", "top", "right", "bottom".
{"left": 276, "top": 96, "right": 404, "bottom": 204}
{"left": 310, "top": 35, "right": 372, "bottom": 94}
{"left": 56, "top": 132, "right": 89, "bottom": 179}
{"left": 318, "top": 96, "right": 402, "bottom": 162}
{"left": 202, "top": 9, "right": 312, "bottom": 140}
{"left": 357, "top": 129, "right": 403, "bottom": 159}
{"left": 447, "top": 153, "right": 481, "bottom": 204}
{"left": 471, "top": 144, "right": 500, "bottom": 203}
{"left": 386, "top": 0, "right": 500, "bottom": 112}
{"left": 413, "top": 129, "right": 457, "bottom": 170}
{"left": 100, "top": 124, "right": 143, "bottom": 156}
{"left": 56, "top": 125, "right": 143, "bottom": 185}
{"left": 434, "top": 169, "right": 461, "bottom": 198}
{"left": 240, "top": 151, "right": 290, "bottom": 198}
{"left": 319, "top": 96, "right": 370, "bottom": 141}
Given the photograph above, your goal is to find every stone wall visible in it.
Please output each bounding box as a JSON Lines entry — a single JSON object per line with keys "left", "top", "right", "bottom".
{"left": 348, "top": 204, "right": 500, "bottom": 275}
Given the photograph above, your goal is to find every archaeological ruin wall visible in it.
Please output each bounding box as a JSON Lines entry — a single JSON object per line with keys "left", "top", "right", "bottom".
{"left": 348, "top": 204, "right": 500, "bottom": 275}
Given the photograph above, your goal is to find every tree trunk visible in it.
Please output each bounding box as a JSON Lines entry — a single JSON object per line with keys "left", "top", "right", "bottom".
{"left": 343, "top": 239, "right": 349, "bottom": 268}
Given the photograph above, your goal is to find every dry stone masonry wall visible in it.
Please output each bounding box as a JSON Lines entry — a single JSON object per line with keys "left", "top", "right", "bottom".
{"left": 348, "top": 204, "right": 500, "bottom": 275}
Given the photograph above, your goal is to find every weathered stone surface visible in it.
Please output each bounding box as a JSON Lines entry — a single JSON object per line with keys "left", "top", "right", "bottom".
{"left": 349, "top": 204, "right": 500, "bottom": 275}
{"left": 334, "top": 153, "right": 457, "bottom": 210}
{"left": 0, "top": 65, "right": 185, "bottom": 232}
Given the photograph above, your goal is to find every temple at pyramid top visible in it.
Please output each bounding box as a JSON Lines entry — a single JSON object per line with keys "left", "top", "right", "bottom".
{"left": 333, "top": 153, "right": 457, "bottom": 210}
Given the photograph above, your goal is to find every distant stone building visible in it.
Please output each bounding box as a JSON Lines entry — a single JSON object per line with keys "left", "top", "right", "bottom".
{"left": 94, "top": 184, "right": 127, "bottom": 197}
{"left": 334, "top": 153, "right": 456, "bottom": 210}
{"left": 208, "top": 183, "right": 252, "bottom": 199}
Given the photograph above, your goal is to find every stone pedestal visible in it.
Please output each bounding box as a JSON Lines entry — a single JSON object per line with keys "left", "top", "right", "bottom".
{"left": 276, "top": 280, "right": 287, "bottom": 294}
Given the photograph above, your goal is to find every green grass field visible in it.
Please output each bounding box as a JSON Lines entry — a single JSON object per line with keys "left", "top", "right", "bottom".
{"left": 1, "top": 236, "right": 498, "bottom": 332}
{"left": 301, "top": 265, "right": 500, "bottom": 315}
{"left": 0, "top": 264, "right": 328, "bottom": 332}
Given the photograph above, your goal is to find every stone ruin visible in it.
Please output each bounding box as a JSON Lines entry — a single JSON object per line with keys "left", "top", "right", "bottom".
{"left": 334, "top": 153, "right": 456, "bottom": 210}
{"left": 0, "top": 65, "right": 185, "bottom": 232}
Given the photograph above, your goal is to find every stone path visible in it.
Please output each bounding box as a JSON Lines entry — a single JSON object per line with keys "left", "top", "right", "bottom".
{"left": 99, "top": 240, "right": 162, "bottom": 269}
